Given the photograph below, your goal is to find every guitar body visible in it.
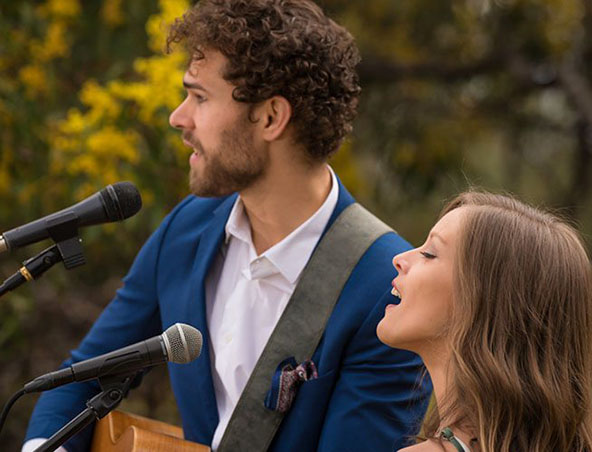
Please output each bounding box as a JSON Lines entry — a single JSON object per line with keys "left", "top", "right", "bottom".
{"left": 91, "top": 410, "right": 210, "bottom": 452}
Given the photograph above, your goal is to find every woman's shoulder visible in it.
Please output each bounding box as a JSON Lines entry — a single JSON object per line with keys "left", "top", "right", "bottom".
{"left": 398, "top": 439, "right": 456, "bottom": 452}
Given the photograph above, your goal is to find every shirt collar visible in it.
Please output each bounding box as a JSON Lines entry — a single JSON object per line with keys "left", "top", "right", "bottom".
{"left": 224, "top": 197, "right": 251, "bottom": 246}
{"left": 223, "top": 166, "right": 339, "bottom": 284}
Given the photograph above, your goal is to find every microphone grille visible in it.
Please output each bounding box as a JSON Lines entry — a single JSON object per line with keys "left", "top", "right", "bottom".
{"left": 101, "top": 182, "right": 142, "bottom": 221}
{"left": 162, "top": 323, "right": 203, "bottom": 364}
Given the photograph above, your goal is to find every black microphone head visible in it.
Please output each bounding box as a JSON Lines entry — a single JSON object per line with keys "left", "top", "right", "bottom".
{"left": 100, "top": 182, "right": 142, "bottom": 221}
{"left": 162, "top": 323, "right": 203, "bottom": 364}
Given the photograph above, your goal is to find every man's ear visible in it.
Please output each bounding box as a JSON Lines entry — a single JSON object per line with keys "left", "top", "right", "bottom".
{"left": 259, "top": 96, "right": 292, "bottom": 142}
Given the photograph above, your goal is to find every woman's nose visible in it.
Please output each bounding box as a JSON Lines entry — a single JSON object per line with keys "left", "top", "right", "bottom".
{"left": 392, "top": 249, "right": 412, "bottom": 274}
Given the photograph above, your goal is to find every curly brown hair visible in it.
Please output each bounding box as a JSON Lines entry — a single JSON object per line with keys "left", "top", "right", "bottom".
{"left": 166, "top": 0, "right": 361, "bottom": 161}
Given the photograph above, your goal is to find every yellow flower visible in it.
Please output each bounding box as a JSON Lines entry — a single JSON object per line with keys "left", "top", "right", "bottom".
{"left": 29, "top": 22, "right": 71, "bottom": 62}
{"left": 146, "top": 0, "right": 190, "bottom": 52}
{"left": 52, "top": 121, "right": 140, "bottom": 186}
{"left": 66, "top": 154, "right": 101, "bottom": 177}
{"left": 132, "top": 53, "right": 185, "bottom": 122}
{"left": 106, "top": 52, "right": 185, "bottom": 125}
{"left": 18, "top": 64, "right": 48, "bottom": 98}
{"left": 44, "top": 22, "right": 70, "bottom": 59}
{"left": 58, "top": 109, "right": 89, "bottom": 136}
{"left": 85, "top": 127, "right": 140, "bottom": 164}
{"left": 45, "top": 0, "right": 80, "bottom": 19}
{"left": 80, "top": 80, "right": 122, "bottom": 124}
{"left": 44, "top": 0, "right": 191, "bottom": 201}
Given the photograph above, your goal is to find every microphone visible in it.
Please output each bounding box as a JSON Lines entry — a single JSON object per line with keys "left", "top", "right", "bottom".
{"left": 23, "top": 323, "right": 202, "bottom": 393}
{"left": 0, "top": 182, "right": 142, "bottom": 254}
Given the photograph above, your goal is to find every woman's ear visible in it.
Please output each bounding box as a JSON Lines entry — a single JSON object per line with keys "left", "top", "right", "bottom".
{"left": 259, "top": 96, "right": 292, "bottom": 142}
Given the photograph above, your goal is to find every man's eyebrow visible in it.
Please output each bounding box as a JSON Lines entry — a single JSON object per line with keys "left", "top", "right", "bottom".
{"left": 183, "top": 80, "right": 209, "bottom": 93}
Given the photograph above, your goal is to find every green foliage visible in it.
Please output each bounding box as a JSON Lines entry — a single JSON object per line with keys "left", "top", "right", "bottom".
{"left": 322, "top": 0, "right": 592, "bottom": 245}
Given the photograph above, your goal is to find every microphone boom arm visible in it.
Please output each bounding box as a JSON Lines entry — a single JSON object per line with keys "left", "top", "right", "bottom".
{"left": 32, "top": 372, "right": 139, "bottom": 452}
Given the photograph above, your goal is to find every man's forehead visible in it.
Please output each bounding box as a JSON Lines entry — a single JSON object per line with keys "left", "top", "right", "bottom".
{"left": 187, "top": 50, "right": 227, "bottom": 77}
{"left": 187, "top": 58, "right": 206, "bottom": 75}
{"left": 183, "top": 53, "right": 237, "bottom": 99}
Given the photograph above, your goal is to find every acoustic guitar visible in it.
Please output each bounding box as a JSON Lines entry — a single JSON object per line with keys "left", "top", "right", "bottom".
{"left": 90, "top": 410, "right": 210, "bottom": 451}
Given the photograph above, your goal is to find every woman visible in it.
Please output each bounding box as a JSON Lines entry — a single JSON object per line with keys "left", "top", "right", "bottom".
{"left": 377, "top": 191, "right": 592, "bottom": 451}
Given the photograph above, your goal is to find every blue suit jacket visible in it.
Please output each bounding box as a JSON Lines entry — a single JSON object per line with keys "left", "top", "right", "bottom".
{"left": 25, "top": 181, "right": 431, "bottom": 451}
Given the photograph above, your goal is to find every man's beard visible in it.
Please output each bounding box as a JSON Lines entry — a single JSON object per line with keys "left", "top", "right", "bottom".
{"left": 186, "top": 125, "right": 268, "bottom": 198}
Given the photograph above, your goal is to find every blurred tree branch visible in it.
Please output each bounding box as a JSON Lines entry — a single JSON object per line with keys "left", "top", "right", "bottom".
{"left": 358, "top": 53, "right": 505, "bottom": 84}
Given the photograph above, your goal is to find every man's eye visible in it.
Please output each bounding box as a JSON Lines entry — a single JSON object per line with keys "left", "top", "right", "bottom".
{"left": 191, "top": 93, "right": 206, "bottom": 103}
{"left": 420, "top": 251, "right": 436, "bottom": 259}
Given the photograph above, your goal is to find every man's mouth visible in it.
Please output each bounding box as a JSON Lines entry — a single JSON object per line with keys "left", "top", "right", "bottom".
{"left": 183, "top": 137, "right": 203, "bottom": 158}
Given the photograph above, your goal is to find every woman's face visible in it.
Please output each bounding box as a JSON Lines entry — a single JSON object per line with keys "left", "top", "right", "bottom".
{"left": 377, "top": 207, "right": 465, "bottom": 356}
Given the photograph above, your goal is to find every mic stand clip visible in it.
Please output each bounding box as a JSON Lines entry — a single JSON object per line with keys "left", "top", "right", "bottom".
{"left": 33, "top": 372, "right": 138, "bottom": 452}
{"left": 46, "top": 212, "right": 85, "bottom": 269}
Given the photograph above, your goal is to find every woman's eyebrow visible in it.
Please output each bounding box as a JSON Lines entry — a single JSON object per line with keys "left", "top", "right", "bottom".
{"left": 428, "top": 231, "right": 447, "bottom": 245}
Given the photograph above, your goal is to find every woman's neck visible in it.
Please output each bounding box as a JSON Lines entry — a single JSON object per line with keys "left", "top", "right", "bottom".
{"left": 420, "top": 345, "right": 453, "bottom": 413}
{"left": 422, "top": 349, "right": 478, "bottom": 449}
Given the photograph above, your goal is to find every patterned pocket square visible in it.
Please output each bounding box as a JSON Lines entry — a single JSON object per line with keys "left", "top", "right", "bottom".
{"left": 264, "top": 357, "right": 318, "bottom": 413}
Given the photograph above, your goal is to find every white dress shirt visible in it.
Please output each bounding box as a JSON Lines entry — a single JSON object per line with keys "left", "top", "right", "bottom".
{"left": 206, "top": 167, "right": 338, "bottom": 450}
{"left": 23, "top": 167, "right": 338, "bottom": 452}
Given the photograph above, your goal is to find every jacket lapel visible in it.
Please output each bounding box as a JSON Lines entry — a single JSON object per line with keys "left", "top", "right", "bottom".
{"left": 179, "top": 194, "right": 238, "bottom": 442}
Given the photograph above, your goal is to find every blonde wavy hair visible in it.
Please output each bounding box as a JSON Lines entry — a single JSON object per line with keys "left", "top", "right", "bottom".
{"left": 423, "top": 191, "right": 592, "bottom": 451}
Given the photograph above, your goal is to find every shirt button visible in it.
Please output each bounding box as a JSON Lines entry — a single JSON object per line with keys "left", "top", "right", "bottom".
{"left": 224, "top": 334, "right": 233, "bottom": 344}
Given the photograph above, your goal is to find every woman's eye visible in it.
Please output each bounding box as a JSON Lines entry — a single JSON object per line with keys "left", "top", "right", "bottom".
{"left": 420, "top": 251, "right": 436, "bottom": 259}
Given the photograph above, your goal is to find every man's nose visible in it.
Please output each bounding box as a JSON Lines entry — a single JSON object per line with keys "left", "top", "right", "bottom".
{"left": 169, "top": 98, "right": 193, "bottom": 130}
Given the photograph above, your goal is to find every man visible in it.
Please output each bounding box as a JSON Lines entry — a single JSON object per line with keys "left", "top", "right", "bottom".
{"left": 24, "top": 1, "right": 431, "bottom": 451}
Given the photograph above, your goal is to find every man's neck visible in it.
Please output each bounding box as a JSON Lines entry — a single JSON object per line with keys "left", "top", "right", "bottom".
{"left": 239, "top": 161, "right": 332, "bottom": 255}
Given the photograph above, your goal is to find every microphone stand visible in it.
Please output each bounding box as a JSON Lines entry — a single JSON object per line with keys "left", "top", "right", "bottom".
{"left": 33, "top": 372, "right": 139, "bottom": 452}
{"left": 0, "top": 245, "right": 62, "bottom": 297}
{"left": 0, "top": 214, "right": 86, "bottom": 298}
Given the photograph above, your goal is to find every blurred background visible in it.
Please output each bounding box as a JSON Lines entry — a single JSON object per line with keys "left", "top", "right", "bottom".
{"left": 1, "top": 0, "right": 591, "bottom": 448}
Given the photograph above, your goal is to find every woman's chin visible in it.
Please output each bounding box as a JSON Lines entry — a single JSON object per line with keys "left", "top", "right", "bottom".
{"left": 376, "top": 319, "right": 401, "bottom": 348}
